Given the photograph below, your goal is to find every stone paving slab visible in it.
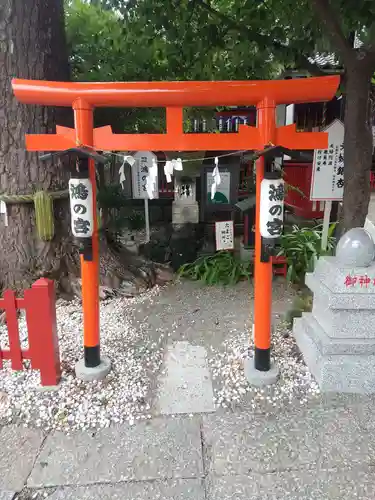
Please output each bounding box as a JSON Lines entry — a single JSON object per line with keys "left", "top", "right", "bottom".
{"left": 44, "top": 479, "right": 205, "bottom": 499}
{"left": 203, "top": 406, "right": 375, "bottom": 474}
{"left": 0, "top": 493, "right": 15, "bottom": 500}
{"left": 157, "top": 341, "right": 215, "bottom": 415}
{"left": 206, "top": 469, "right": 375, "bottom": 499}
{"left": 28, "top": 417, "right": 203, "bottom": 488}
{"left": 0, "top": 426, "right": 45, "bottom": 491}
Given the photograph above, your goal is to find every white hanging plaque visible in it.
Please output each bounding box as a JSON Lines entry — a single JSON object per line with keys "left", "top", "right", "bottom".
{"left": 0, "top": 201, "right": 8, "bottom": 227}
{"left": 69, "top": 178, "right": 94, "bottom": 238}
{"left": 259, "top": 177, "right": 284, "bottom": 239}
{"left": 215, "top": 220, "right": 234, "bottom": 250}
{"left": 310, "top": 119, "right": 344, "bottom": 201}
{"left": 132, "top": 151, "right": 159, "bottom": 199}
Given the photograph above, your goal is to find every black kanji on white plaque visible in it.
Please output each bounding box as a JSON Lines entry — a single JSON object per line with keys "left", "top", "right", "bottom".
{"left": 266, "top": 217, "right": 283, "bottom": 236}
{"left": 74, "top": 218, "right": 91, "bottom": 235}
{"left": 73, "top": 204, "right": 87, "bottom": 215}
{"left": 268, "top": 184, "right": 284, "bottom": 202}
{"left": 70, "top": 183, "right": 89, "bottom": 200}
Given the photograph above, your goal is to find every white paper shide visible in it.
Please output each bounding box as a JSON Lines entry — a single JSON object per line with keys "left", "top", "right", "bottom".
{"left": 310, "top": 119, "right": 344, "bottom": 201}
{"left": 260, "top": 177, "right": 284, "bottom": 239}
{"left": 69, "top": 178, "right": 94, "bottom": 238}
{"left": 215, "top": 220, "right": 234, "bottom": 250}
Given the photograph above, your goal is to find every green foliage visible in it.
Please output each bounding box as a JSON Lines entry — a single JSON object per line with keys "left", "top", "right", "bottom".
{"left": 97, "top": 184, "right": 129, "bottom": 210}
{"left": 278, "top": 223, "right": 336, "bottom": 284}
{"left": 97, "top": 185, "right": 144, "bottom": 232}
{"left": 126, "top": 210, "right": 145, "bottom": 230}
{"left": 65, "top": 0, "right": 167, "bottom": 132}
{"left": 178, "top": 251, "right": 252, "bottom": 286}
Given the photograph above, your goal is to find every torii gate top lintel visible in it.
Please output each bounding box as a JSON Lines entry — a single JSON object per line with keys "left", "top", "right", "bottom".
{"left": 12, "top": 76, "right": 339, "bottom": 108}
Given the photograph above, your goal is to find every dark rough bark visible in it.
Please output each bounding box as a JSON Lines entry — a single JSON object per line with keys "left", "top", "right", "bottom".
{"left": 341, "top": 60, "right": 374, "bottom": 233}
{"left": 0, "top": 0, "right": 170, "bottom": 299}
{"left": 0, "top": 0, "right": 73, "bottom": 292}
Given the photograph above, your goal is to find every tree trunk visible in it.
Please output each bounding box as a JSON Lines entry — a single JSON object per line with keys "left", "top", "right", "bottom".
{"left": 0, "top": 0, "right": 74, "bottom": 293}
{"left": 341, "top": 60, "right": 374, "bottom": 233}
{"left": 0, "top": 0, "right": 172, "bottom": 298}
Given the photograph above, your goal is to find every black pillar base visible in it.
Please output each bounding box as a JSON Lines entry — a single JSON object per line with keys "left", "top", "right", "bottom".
{"left": 84, "top": 345, "right": 101, "bottom": 368}
{"left": 254, "top": 347, "right": 271, "bottom": 371}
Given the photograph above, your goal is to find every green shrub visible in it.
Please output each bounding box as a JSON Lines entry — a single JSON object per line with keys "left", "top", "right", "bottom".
{"left": 97, "top": 184, "right": 128, "bottom": 210}
{"left": 178, "top": 251, "right": 252, "bottom": 286}
{"left": 126, "top": 210, "right": 145, "bottom": 230}
{"left": 278, "top": 223, "right": 336, "bottom": 284}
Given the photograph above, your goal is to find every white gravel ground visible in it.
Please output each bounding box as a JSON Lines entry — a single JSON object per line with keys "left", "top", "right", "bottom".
{"left": 208, "top": 323, "right": 320, "bottom": 412}
{"left": 0, "top": 280, "right": 320, "bottom": 431}
{"left": 0, "top": 287, "right": 164, "bottom": 432}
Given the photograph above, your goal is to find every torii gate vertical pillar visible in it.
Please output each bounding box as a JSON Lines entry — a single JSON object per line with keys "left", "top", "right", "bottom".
{"left": 72, "top": 99, "right": 111, "bottom": 380}
{"left": 252, "top": 98, "right": 277, "bottom": 379}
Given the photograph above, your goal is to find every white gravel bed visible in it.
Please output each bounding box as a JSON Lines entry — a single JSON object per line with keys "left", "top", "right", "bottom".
{"left": 208, "top": 322, "right": 320, "bottom": 411}
{"left": 0, "top": 287, "right": 164, "bottom": 432}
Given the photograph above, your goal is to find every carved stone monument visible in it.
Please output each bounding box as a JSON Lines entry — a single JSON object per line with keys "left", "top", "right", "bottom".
{"left": 294, "top": 227, "right": 375, "bottom": 394}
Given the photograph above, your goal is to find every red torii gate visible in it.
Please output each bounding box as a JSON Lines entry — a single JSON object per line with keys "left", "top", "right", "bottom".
{"left": 12, "top": 76, "right": 339, "bottom": 380}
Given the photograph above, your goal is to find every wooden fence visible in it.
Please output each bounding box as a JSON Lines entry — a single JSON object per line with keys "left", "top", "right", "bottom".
{"left": 0, "top": 278, "right": 61, "bottom": 386}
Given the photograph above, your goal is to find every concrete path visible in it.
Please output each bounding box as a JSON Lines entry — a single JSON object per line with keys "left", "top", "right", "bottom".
{"left": 2, "top": 398, "right": 375, "bottom": 499}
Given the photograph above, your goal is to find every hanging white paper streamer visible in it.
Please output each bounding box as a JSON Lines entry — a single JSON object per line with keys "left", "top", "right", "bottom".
{"left": 164, "top": 161, "right": 174, "bottom": 183}
{"left": 164, "top": 157, "right": 183, "bottom": 183}
{"left": 119, "top": 157, "right": 126, "bottom": 187}
{"left": 174, "top": 158, "right": 183, "bottom": 171}
{"left": 0, "top": 201, "right": 8, "bottom": 227}
{"left": 125, "top": 155, "right": 136, "bottom": 167}
{"left": 119, "top": 155, "right": 136, "bottom": 189}
{"left": 211, "top": 156, "right": 221, "bottom": 200}
{"left": 146, "top": 158, "right": 158, "bottom": 199}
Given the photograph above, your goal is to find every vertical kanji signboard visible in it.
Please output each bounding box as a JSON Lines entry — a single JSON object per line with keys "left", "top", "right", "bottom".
{"left": 310, "top": 119, "right": 344, "bottom": 201}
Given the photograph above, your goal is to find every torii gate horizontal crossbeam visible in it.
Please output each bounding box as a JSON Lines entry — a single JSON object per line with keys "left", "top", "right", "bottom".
{"left": 25, "top": 122, "right": 329, "bottom": 152}
{"left": 12, "top": 76, "right": 339, "bottom": 107}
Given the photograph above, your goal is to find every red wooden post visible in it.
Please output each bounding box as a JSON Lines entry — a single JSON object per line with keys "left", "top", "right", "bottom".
{"left": 2, "top": 290, "right": 23, "bottom": 370}
{"left": 24, "top": 278, "right": 61, "bottom": 386}
{"left": 0, "top": 298, "right": 3, "bottom": 370}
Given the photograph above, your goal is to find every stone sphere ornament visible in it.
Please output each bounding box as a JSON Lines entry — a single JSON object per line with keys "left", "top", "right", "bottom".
{"left": 336, "top": 227, "right": 375, "bottom": 267}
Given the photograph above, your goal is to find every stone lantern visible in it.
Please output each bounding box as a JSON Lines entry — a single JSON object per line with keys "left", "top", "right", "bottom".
{"left": 294, "top": 227, "right": 375, "bottom": 394}
{"left": 172, "top": 174, "right": 199, "bottom": 226}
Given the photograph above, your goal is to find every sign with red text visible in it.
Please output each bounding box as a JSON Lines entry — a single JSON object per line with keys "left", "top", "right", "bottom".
{"left": 344, "top": 275, "right": 375, "bottom": 288}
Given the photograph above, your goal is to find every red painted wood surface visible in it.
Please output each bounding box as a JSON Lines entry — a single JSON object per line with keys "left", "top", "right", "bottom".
{"left": 272, "top": 255, "right": 288, "bottom": 278}
{"left": 12, "top": 76, "right": 339, "bottom": 107}
{"left": 284, "top": 162, "right": 325, "bottom": 219}
{"left": 0, "top": 279, "right": 61, "bottom": 386}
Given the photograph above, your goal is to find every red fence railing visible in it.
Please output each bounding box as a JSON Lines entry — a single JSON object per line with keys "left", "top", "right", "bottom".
{"left": 0, "top": 278, "right": 61, "bottom": 386}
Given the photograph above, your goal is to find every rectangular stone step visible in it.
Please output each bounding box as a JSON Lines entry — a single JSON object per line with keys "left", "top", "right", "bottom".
{"left": 297, "top": 314, "right": 375, "bottom": 355}
{"left": 294, "top": 315, "right": 375, "bottom": 393}
{"left": 306, "top": 273, "right": 375, "bottom": 311}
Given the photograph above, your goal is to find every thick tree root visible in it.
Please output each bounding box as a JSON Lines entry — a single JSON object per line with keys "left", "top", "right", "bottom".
{"left": 58, "top": 233, "right": 173, "bottom": 300}
{"left": 0, "top": 233, "right": 174, "bottom": 302}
